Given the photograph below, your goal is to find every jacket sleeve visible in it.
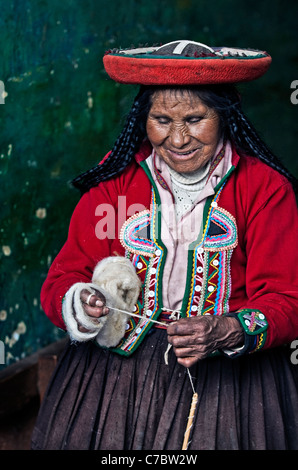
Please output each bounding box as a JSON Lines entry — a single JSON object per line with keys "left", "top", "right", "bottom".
{"left": 40, "top": 183, "right": 123, "bottom": 330}
{"left": 231, "top": 180, "right": 298, "bottom": 353}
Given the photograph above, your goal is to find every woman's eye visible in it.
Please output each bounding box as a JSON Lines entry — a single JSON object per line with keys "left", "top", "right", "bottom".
{"left": 156, "top": 117, "right": 170, "bottom": 124}
{"left": 187, "top": 117, "right": 202, "bottom": 124}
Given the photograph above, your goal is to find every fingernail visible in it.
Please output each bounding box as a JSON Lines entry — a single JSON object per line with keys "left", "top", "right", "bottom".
{"left": 96, "top": 300, "right": 103, "bottom": 307}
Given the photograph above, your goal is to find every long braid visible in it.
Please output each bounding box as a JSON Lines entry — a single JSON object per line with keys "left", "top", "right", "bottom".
{"left": 194, "top": 84, "right": 298, "bottom": 193}
{"left": 225, "top": 104, "right": 298, "bottom": 192}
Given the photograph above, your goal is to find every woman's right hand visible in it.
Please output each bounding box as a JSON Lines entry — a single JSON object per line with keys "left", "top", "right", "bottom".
{"left": 78, "top": 289, "right": 110, "bottom": 332}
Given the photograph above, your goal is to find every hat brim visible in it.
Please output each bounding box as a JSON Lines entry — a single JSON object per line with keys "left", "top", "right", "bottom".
{"left": 103, "top": 47, "right": 272, "bottom": 85}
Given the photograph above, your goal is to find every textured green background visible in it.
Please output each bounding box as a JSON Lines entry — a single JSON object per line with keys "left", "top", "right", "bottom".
{"left": 0, "top": 0, "right": 297, "bottom": 368}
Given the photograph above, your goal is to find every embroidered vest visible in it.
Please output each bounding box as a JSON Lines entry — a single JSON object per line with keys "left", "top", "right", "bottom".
{"left": 109, "top": 162, "right": 237, "bottom": 356}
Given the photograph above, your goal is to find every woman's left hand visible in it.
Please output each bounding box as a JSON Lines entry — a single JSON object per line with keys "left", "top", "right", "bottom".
{"left": 167, "top": 315, "right": 244, "bottom": 367}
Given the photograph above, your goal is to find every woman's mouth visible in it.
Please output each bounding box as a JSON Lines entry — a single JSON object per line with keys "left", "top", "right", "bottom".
{"left": 168, "top": 148, "right": 200, "bottom": 159}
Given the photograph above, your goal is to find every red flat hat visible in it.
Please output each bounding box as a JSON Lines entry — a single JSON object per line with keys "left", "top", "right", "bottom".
{"left": 103, "top": 40, "right": 272, "bottom": 85}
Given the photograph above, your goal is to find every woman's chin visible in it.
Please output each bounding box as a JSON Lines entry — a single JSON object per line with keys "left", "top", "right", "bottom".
{"left": 167, "top": 158, "right": 205, "bottom": 174}
{"left": 163, "top": 149, "right": 209, "bottom": 173}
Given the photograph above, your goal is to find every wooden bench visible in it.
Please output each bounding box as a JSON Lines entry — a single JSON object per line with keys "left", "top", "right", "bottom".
{"left": 0, "top": 337, "right": 68, "bottom": 450}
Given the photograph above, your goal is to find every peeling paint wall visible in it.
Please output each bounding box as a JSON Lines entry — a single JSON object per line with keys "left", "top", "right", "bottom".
{"left": 0, "top": 0, "right": 297, "bottom": 367}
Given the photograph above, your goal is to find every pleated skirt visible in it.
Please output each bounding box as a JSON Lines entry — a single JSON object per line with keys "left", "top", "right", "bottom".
{"left": 31, "top": 328, "right": 298, "bottom": 450}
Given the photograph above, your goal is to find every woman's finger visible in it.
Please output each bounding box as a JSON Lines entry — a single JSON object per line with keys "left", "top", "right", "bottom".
{"left": 80, "top": 289, "right": 109, "bottom": 318}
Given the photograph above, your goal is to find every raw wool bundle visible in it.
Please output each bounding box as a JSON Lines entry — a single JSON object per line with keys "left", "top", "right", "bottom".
{"left": 92, "top": 256, "right": 142, "bottom": 348}
{"left": 62, "top": 256, "right": 141, "bottom": 348}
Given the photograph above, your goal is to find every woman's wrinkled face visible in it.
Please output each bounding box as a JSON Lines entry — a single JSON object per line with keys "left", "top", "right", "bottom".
{"left": 146, "top": 89, "right": 221, "bottom": 174}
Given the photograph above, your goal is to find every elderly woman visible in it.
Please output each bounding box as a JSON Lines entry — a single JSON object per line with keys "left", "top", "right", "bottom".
{"left": 32, "top": 41, "right": 298, "bottom": 450}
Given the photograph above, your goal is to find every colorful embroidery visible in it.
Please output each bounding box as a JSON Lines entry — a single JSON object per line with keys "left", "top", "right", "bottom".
{"left": 131, "top": 254, "right": 148, "bottom": 276}
{"left": 120, "top": 209, "right": 155, "bottom": 257}
{"left": 184, "top": 185, "right": 237, "bottom": 319}
{"left": 232, "top": 308, "right": 268, "bottom": 354}
{"left": 115, "top": 188, "right": 166, "bottom": 355}
{"left": 184, "top": 244, "right": 205, "bottom": 317}
{"left": 236, "top": 309, "right": 268, "bottom": 335}
{"left": 112, "top": 166, "right": 241, "bottom": 356}
{"left": 119, "top": 250, "right": 164, "bottom": 353}
{"left": 207, "top": 145, "right": 226, "bottom": 182}
{"left": 204, "top": 207, "right": 238, "bottom": 252}
{"left": 153, "top": 165, "right": 171, "bottom": 192}
{"left": 250, "top": 332, "right": 266, "bottom": 353}
{"left": 214, "top": 250, "right": 232, "bottom": 315}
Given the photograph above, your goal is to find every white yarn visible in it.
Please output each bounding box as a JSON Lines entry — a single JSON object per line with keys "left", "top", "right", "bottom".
{"left": 62, "top": 282, "right": 104, "bottom": 342}
{"left": 63, "top": 257, "right": 142, "bottom": 348}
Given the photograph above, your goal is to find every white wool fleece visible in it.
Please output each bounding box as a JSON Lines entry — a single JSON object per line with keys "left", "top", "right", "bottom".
{"left": 62, "top": 257, "right": 142, "bottom": 348}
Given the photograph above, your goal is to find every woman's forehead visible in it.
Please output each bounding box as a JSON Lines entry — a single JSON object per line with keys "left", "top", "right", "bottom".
{"left": 150, "top": 88, "right": 208, "bottom": 112}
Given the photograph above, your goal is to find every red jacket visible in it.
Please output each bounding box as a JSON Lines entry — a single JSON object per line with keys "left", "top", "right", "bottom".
{"left": 41, "top": 141, "right": 298, "bottom": 353}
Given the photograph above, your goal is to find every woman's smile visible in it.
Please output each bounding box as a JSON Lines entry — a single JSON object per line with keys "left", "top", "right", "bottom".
{"left": 167, "top": 146, "right": 202, "bottom": 159}
{"left": 146, "top": 89, "right": 221, "bottom": 174}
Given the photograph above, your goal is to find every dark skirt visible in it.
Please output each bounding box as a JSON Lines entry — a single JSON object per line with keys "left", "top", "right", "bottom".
{"left": 31, "top": 328, "right": 298, "bottom": 450}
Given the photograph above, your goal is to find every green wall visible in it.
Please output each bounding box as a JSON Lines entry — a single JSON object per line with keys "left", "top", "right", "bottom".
{"left": 0, "top": 0, "right": 297, "bottom": 367}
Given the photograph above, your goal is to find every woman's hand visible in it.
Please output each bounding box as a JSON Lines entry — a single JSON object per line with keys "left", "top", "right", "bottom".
{"left": 77, "top": 289, "right": 110, "bottom": 332}
{"left": 167, "top": 315, "right": 244, "bottom": 367}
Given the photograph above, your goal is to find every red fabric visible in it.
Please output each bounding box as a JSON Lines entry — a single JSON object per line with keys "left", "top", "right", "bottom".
{"left": 41, "top": 142, "right": 298, "bottom": 350}
{"left": 103, "top": 54, "right": 272, "bottom": 85}
{"left": 219, "top": 151, "right": 298, "bottom": 349}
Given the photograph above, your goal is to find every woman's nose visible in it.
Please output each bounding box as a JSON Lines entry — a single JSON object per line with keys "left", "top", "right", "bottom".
{"left": 169, "top": 124, "right": 191, "bottom": 148}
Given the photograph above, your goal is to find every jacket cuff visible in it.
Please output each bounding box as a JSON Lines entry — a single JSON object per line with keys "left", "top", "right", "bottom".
{"left": 62, "top": 282, "right": 107, "bottom": 342}
{"left": 221, "top": 309, "right": 268, "bottom": 358}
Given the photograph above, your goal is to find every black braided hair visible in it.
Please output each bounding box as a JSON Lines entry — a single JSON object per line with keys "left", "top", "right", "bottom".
{"left": 72, "top": 84, "right": 298, "bottom": 194}
{"left": 187, "top": 84, "right": 298, "bottom": 192}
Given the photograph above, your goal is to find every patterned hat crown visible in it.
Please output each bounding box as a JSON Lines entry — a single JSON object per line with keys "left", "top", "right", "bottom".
{"left": 151, "top": 40, "right": 216, "bottom": 57}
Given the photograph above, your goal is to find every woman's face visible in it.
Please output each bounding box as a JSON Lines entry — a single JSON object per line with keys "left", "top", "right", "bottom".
{"left": 146, "top": 89, "right": 221, "bottom": 174}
